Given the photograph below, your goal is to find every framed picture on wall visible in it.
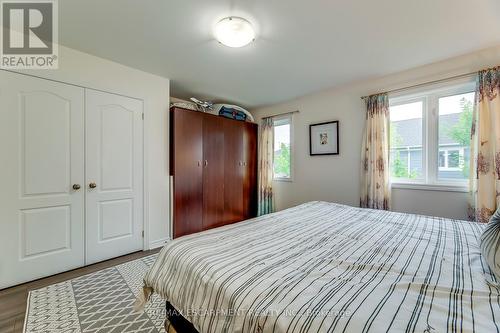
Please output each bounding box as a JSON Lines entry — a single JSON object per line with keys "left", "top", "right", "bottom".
{"left": 309, "top": 121, "right": 339, "bottom": 155}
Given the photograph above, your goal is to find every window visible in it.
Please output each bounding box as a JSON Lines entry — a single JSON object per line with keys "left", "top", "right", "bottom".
{"left": 273, "top": 115, "right": 292, "bottom": 180}
{"left": 390, "top": 100, "right": 423, "bottom": 180}
{"left": 437, "top": 92, "right": 474, "bottom": 181}
{"left": 438, "top": 148, "right": 462, "bottom": 170}
{"left": 389, "top": 79, "right": 475, "bottom": 189}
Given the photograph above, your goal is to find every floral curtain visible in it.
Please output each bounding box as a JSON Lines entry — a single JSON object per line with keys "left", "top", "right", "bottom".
{"left": 360, "top": 93, "right": 391, "bottom": 210}
{"left": 468, "top": 66, "right": 500, "bottom": 223}
{"left": 258, "top": 117, "right": 275, "bottom": 215}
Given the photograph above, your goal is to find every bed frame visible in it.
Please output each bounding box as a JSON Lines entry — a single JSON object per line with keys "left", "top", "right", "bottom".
{"left": 165, "top": 302, "right": 198, "bottom": 333}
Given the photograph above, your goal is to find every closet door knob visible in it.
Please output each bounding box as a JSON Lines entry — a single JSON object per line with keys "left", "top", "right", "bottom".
{"left": 89, "top": 182, "right": 97, "bottom": 189}
{"left": 204, "top": 160, "right": 208, "bottom": 167}
{"left": 72, "top": 184, "right": 81, "bottom": 190}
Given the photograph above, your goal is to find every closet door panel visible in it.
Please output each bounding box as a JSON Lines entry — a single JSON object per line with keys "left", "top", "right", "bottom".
{"left": 0, "top": 71, "right": 85, "bottom": 288}
{"left": 172, "top": 109, "right": 203, "bottom": 238}
{"left": 243, "top": 123, "right": 258, "bottom": 219}
{"left": 85, "top": 89, "right": 144, "bottom": 264}
{"left": 202, "top": 115, "right": 225, "bottom": 229}
{"left": 223, "top": 119, "right": 244, "bottom": 223}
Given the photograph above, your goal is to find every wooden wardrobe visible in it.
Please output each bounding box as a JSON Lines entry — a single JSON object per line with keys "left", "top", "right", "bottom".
{"left": 170, "top": 107, "right": 258, "bottom": 238}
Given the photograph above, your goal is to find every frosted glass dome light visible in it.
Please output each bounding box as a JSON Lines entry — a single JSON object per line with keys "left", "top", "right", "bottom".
{"left": 214, "top": 17, "right": 255, "bottom": 48}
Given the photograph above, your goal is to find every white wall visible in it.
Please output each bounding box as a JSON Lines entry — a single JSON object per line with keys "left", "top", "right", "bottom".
{"left": 15, "top": 45, "right": 171, "bottom": 248}
{"left": 252, "top": 45, "right": 500, "bottom": 220}
{"left": 171, "top": 97, "right": 190, "bottom": 103}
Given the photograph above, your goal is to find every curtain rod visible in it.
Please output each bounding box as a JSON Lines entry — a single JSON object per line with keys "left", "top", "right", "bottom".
{"left": 360, "top": 71, "right": 477, "bottom": 100}
{"left": 264, "top": 110, "right": 300, "bottom": 118}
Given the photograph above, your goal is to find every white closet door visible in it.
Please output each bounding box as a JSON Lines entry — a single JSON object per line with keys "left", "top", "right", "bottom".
{"left": 0, "top": 71, "right": 85, "bottom": 288}
{"left": 85, "top": 89, "right": 144, "bottom": 265}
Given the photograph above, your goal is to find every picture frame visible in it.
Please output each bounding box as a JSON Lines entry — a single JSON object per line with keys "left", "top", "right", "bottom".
{"left": 309, "top": 121, "right": 339, "bottom": 156}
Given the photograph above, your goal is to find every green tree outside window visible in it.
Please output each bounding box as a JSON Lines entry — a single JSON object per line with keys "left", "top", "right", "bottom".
{"left": 274, "top": 143, "right": 291, "bottom": 177}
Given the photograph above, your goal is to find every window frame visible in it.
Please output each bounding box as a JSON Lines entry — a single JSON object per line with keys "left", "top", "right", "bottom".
{"left": 272, "top": 114, "right": 294, "bottom": 182}
{"left": 388, "top": 77, "right": 475, "bottom": 192}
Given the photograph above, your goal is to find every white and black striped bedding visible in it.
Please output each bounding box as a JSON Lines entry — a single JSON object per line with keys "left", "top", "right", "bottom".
{"left": 143, "top": 201, "right": 500, "bottom": 332}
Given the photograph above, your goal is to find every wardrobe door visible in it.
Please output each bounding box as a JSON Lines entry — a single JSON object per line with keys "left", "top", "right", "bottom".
{"left": 243, "top": 122, "right": 258, "bottom": 219}
{"left": 223, "top": 119, "right": 244, "bottom": 223}
{"left": 172, "top": 109, "right": 203, "bottom": 238}
{"left": 202, "top": 115, "right": 225, "bottom": 229}
{"left": 85, "top": 90, "right": 144, "bottom": 264}
{"left": 0, "top": 71, "right": 85, "bottom": 288}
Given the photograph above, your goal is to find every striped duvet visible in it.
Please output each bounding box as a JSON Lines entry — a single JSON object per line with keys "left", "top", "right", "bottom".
{"left": 143, "top": 201, "right": 500, "bottom": 332}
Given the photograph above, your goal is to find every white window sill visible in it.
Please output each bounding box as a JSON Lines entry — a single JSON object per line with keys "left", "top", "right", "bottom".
{"left": 391, "top": 182, "right": 468, "bottom": 193}
{"left": 274, "top": 178, "right": 293, "bottom": 183}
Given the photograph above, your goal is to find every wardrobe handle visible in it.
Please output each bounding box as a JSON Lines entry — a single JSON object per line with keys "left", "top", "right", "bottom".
{"left": 72, "top": 184, "right": 81, "bottom": 190}
{"left": 89, "top": 182, "right": 97, "bottom": 189}
{"left": 204, "top": 160, "right": 208, "bottom": 167}
{"left": 197, "top": 161, "right": 201, "bottom": 167}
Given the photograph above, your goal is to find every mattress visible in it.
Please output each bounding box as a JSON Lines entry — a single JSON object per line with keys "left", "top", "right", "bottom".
{"left": 142, "top": 201, "right": 500, "bottom": 332}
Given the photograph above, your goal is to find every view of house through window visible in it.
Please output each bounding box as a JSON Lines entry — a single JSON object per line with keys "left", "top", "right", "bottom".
{"left": 273, "top": 116, "right": 292, "bottom": 179}
{"left": 438, "top": 92, "right": 474, "bottom": 181}
{"left": 390, "top": 101, "right": 424, "bottom": 180}
{"left": 389, "top": 81, "right": 474, "bottom": 186}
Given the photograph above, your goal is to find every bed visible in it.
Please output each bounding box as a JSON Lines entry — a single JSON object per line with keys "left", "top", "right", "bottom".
{"left": 141, "top": 201, "right": 500, "bottom": 332}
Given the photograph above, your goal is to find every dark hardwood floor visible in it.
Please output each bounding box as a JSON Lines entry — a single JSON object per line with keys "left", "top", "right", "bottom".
{"left": 0, "top": 249, "right": 161, "bottom": 333}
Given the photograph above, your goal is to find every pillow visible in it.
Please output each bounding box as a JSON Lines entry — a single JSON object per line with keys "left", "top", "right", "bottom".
{"left": 480, "top": 206, "right": 500, "bottom": 281}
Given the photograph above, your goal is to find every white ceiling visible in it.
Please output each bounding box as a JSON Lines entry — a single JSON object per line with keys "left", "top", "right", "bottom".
{"left": 59, "top": 0, "right": 500, "bottom": 108}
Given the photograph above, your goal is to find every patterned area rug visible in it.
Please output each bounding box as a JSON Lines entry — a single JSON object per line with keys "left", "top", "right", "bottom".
{"left": 24, "top": 254, "right": 165, "bottom": 333}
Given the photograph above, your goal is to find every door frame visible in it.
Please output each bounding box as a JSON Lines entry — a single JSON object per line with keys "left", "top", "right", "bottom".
{"left": 1, "top": 69, "right": 149, "bottom": 253}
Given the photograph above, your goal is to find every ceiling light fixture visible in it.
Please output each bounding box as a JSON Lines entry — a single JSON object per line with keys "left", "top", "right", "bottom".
{"left": 214, "top": 17, "right": 255, "bottom": 48}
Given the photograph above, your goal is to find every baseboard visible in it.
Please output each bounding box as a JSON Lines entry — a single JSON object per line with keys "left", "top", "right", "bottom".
{"left": 149, "top": 237, "right": 170, "bottom": 249}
